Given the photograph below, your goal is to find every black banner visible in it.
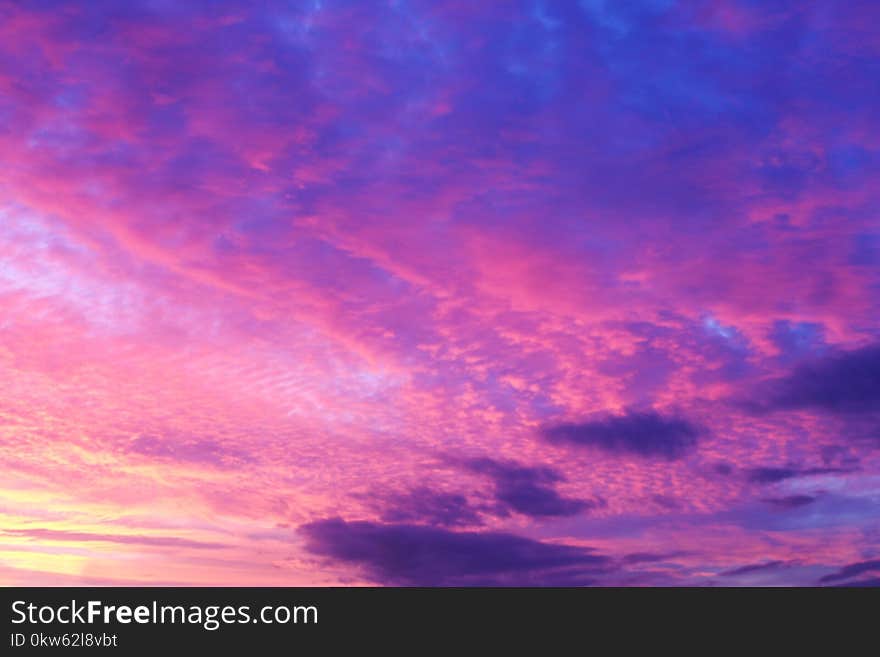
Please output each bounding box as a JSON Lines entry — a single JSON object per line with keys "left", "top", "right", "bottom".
{"left": 0, "top": 587, "right": 874, "bottom": 651}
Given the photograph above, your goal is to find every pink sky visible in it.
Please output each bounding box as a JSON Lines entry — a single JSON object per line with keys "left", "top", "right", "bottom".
{"left": 1, "top": 0, "right": 879, "bottom": 586}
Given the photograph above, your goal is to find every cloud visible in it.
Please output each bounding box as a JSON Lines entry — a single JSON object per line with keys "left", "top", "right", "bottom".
{"left": 463, "top": 457, "right": 598, "bottom": 518}
{"left": 124, "top": 434, "right": 253, "bottom": 468}
{"left": 768, "top": 320, "right": 826, "bottom": 364}
{"left": 819, "top": 559, "right": 880, "bottom": 584}
{"left": 299, "top": 518, "right": 610, "bottom": 586}
{"left": 621, "top": 552, "right": 683, "bottom": 565}
{"left": 762, "top": 495, "right": 817, "bottom": 509}
{"left": 720, "top": 561, "right": 788, "bottom": 577}
{"left": 829, "top": 578, "right": 880, "bottom": 587}
{"left": 746, "top": 466, "right": 850, "bottom": 484}
{"left": 374, "top": 487, "right": 482, "bottom": 528}
{"left": 751, "top": 344, "right": 880, "bottom": 415}
{"left": 720, "top": 492, "right": 879, "bottom": 532}
{"left": 370, "top": 458, "right": 598, "bottom": 526}
{"left": 542, "top": 411, "right": 700, "bottom": 460}
{"left": 1, "top": 528, "right": 224, "bottom": 550}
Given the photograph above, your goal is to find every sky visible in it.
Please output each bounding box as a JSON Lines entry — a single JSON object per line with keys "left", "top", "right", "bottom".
{"left": 0, "top": 0, "right": 878, "bottom": 587}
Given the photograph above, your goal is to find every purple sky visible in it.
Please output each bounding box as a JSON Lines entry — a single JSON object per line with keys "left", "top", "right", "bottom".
{"left": 0, "top": 0, "right": 879, "bottom": 586}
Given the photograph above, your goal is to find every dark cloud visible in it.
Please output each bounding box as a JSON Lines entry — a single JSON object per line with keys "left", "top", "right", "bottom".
{"left": 762, "top": 495, "right": 817, "bottom": 509}
{"left": 368, "top": 457, "right": 597, "bottom": 527}
{"left": 374, "top": 488, "right": 482, "bottom": 528}
{"left": 720, "top": 561, "right": 787, "bottom": 577}
{"left": 720, "top": 493, "right": 879, "bottom": 533}
{"left": 751, "top": 344, "right": 880, "bottom": 415}
{"left": 464, "top": 458, "right": 598, "bottom": 518}
{"left": 819, "top": 559, "right": 880, "bottom": 584}
{"left": 746, "top": 466, "right": 850, "bottom": 484}
{"left": 299, "top": 518, "right": 611, "bottom": 586}
{"left": 621, "top": 552, "right": 683, "bottom": 565}
{"left": 542, "top": 411, "right": 700, "bottom": 460}
{"left": 830, "top": 578, "right": 880, "bottom": 587}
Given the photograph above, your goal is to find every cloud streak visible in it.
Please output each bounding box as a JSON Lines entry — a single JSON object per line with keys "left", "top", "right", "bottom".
{"left": 819, "top": 560, "right": 880, "bottom": 585}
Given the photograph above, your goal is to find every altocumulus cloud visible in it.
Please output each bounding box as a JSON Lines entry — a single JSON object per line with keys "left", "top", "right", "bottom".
{"left": 299, "top": 518, "right": 611, "bottom": 586}
{"left": 542, "top": 410, "right": 700, "bottom": 460}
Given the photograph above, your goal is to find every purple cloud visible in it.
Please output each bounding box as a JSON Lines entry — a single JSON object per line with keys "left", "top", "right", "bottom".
{"left": 746, "top": 466, "right": 849, "bottom": 484}
{"left": 762, "top": 495, "right": 817, "bottom": 509}
{"left": 819, "top": 559, "right": 880, "bottom": 584}
{"left": 720, "top": 561, "right": 789, "bottom": 577}
{"left": 464, "top": 457, "right": 596, "bottom": 518}
{"left": 300, "top": 518, "right": 610, "bottom": 586}
{"left": 542, "top": 411, "right": 700, "bottom": 460}
{"left": 752, "top": 344, "right": 880, "bottom": 416}
{"left": 374, "top": 487, "right": 482, "bottom": 528}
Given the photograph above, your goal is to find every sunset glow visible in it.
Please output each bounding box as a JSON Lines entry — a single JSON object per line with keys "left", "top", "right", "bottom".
{"left": 1, "top": 0, "right": 879, "bottom": 586}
